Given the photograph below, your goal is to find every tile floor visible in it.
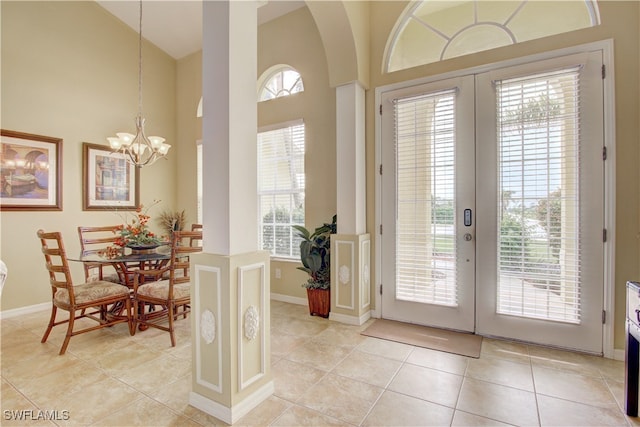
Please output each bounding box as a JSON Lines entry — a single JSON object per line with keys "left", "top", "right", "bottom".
{"left": 0, "top": 300, "right": 636, "bottom": 427}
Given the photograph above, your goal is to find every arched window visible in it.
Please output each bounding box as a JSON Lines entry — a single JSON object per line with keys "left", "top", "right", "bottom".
{"left": 385, "top": 0, "right": 600, "bottom": 73}
{"left": 258, "top": 65, "right": 304, "bottom": 102}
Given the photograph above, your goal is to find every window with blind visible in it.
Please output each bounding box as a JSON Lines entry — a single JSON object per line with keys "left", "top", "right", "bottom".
{"left": 495, "top": 67, "right": 581, "bottom": 324}
{"left": 395, "top": 89, "right": 458, "bottom": 306}
{"left": 258, "top": 122, "right": 305, "bottom": 258}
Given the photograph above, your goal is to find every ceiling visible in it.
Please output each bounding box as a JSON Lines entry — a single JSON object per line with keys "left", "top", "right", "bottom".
{"left": 96, "top": 1, "right": 306, "bottom": 60}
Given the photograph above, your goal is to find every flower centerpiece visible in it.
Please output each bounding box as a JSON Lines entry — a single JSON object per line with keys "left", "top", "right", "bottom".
{"left": 115, "top": 200, "right": 166, "bottom": 254}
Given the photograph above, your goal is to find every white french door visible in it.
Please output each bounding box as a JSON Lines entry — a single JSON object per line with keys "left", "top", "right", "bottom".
{"left": 380, "top": 75, "right": 476, "bottom": 332}
{"left": 379, "top": 51, "right": 605, "bottom": 353}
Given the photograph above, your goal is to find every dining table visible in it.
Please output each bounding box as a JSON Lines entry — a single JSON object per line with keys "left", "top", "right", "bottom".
{"left": 70, "top": 244, "right": 172, "bottom": 287}
{"left": 69, "top": 245, "right": 172, "bottom": 330}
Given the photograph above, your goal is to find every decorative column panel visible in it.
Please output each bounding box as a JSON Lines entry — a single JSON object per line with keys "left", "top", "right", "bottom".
{"left": 190, "top": 252, "right": 272, "bottom": 424}
{"left": 333, "top": 82, "right": 370, "bottom": 325}
{"left": 331, "top": 234, "right": 371, "bottom": 325}
{"left": 191, "top": 1, "right": 273, "bottom": 424}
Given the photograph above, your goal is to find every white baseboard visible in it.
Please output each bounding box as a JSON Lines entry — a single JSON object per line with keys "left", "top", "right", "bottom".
{"left": 0, "top": 302, "right": 50, "bottom": 320}
{"left": 189, "top": 381, "right": 274, "bottom": 424}
{"left": 330, "top": 310, "right": 371, "bottom": 326}
{"left": 270, "top": 293, "right": 307, "bottom": 306}
{"left": 613, "top": 348, "right": 625, "bottom": 361}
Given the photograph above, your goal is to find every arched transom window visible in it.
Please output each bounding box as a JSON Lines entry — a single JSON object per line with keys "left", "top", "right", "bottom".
{"left": 258, "top": 65, "right": 304, "bottom": 102}
{"left": 386, "top": 0, "right": 600, "bottom": 73}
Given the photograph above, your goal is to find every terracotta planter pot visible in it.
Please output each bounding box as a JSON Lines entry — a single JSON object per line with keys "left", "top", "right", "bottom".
{"left": 306, "top": 288, "right": 330, "bottom": 318}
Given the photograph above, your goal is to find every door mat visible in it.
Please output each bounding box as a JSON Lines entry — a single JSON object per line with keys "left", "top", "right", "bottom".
{"left": 361, "top": 319, "right": 482, "bottom": 358}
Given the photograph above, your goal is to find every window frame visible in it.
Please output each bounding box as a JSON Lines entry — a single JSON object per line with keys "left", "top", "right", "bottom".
{"left": 258, "top": 65, "right": 304, "bottom": 102}
{"left": 257, "top": 119, "right": 306, "bottom": 260}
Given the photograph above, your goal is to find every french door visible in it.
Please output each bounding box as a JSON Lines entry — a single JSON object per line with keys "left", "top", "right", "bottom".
{"left": 379, "top": 51, "right": 605, "bottom": 353}
{"left": 380, "top": 75, "right": 476, "bottom": 332}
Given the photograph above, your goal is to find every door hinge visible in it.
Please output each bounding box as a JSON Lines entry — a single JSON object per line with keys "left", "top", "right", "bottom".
{"left": 379, "top": 164, "right": 383, "bottom": 175}
{"left": 379, "top": 104, "right": 383, "bottom": 115}
{"left": 602, "top": 64, "right": 606, "bottom": 79}
{"left": 379, "top": 224, "right": 383, "bottom": 234}
{"left": 602, "top": 310, "right": 606, "bottom": 324}
{"left": 603, "top": 146, "right": 607, "bottom": 161}
{"left": 380, "top": 284, "right": 383, "bottom": 295}
{"left": 603, "top": 228, "right": 607, "bottom": 242}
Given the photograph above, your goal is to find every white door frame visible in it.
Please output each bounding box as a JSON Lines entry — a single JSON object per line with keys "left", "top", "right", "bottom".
{"left": 374, "top": 39, "right": 616, "bottom": 358}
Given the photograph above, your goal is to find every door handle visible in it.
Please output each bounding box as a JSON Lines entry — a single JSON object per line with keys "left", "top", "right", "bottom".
{"left": 464, "top": 209, "right": 472, "bottom": 226}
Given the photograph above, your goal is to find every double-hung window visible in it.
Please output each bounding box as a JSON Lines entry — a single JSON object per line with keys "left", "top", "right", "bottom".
{"left": 257, "top": 121, "right": 305, "bottom": 258}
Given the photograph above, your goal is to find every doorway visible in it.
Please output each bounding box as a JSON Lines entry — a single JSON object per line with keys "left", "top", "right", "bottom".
{"left": 378, "top": 50, "right": 605, "bottom": 353}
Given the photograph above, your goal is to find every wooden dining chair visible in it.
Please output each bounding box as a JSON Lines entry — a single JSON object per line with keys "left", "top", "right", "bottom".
{"left": 132, "top": 230, "right": 202, "bottom": 347}
{"left": 77, "top": 225, "right": 123, "bottom": 283}
{"left": 36, "top": 229, "right": 134, "bottom": 355}
{"left": 190, "top": 223, "right": 202, "bottom": 247}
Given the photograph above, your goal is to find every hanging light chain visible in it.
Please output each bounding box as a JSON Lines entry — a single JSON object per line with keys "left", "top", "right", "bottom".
{"left": 107, "top": 0, "right": 171, "bottom": 168}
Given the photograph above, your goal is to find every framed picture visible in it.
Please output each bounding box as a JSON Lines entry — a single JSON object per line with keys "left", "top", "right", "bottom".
{"left": 1, "top": 129, "right": 63, "bottom": 211}
{"left": 82, "top": 142, "right": 139, "bottom": 210}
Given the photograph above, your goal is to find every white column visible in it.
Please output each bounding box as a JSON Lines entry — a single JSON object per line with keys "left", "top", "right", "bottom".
{"left": 336, "top": 82, "right": 366, "bottom": 235}
{"left": 332, "top": 81, "right": 370, "bottom": 325}
{"left": 201, "top": 0, "right": 258, "bottom": 256}
{"left": 190, "top": 1, "right": 272, "bottom": 424}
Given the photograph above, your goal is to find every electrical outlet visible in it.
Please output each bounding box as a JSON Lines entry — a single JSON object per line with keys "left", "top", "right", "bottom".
{"left": 275, "top": 268, "right": 281, "bottom": 279}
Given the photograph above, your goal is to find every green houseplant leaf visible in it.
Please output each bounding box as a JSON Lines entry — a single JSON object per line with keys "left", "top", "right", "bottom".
{"left": 292, "top": 215, "right": 337, "bottom": 290}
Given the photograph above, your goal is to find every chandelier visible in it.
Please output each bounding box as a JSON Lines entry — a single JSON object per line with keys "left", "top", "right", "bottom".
{"left": 107, "top": 0, "right": 170, "bottom": 167}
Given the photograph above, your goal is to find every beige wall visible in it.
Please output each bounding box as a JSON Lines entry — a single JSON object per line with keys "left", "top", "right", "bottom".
{"left": 0, "top": 1, "right": 177, "bottom": 310}
{"left": 176, "top": 50, "right": 202, "bottom": 225}
{"left": 257, "top": 6, "right": 336, "bottom": 300}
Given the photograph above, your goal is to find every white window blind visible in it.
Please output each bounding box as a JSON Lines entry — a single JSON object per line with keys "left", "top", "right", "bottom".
{"left": 495, "top": 66, "right": 582, "bottom": 323}
{"left": 258, "top": 122, "right": 305, "bottom": 258}
{"left": 394, "top": 89, "right": 458, "bottom": 306}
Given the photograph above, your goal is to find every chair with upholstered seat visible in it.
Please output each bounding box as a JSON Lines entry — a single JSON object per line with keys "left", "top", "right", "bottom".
{"left": 132, "top": 230, "right": 202, "bottom": 346}
{"left": 37, "top": 229, "right": 134, "bottom": 355}
{"left": 77, "top": 225, "right": 123, "bottom": 283}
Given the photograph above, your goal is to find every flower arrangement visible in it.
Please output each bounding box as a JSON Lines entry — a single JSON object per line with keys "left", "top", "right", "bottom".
{"left": 114, "top": 200, "right": 165, "bottom": 249}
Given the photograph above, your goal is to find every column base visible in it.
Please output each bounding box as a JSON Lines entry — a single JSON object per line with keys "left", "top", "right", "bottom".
{"left": 330, "top": 233, "right": 371, "bottom": 325}
{"left": 189, "top": 250, "right": 273, "bottom": 424}
{"left": 189, "top": 381, "right": 274, "bottom": 424}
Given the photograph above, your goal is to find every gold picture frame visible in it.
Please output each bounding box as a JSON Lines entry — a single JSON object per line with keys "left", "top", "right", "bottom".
{"left": 83, "top": 142, "right": 139, "bottom": 210}
{"left": 1, "top": 129, "right": 63, "bottom": 211}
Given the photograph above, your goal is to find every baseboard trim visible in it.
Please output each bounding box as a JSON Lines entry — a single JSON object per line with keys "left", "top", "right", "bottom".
{"left": 270, "top": 293, "right": 307, "bottom": 306}
{"left": 330, "top": 310, "right": 371, "bottom": 326}
{"left": 189, "top": 381, "right": 274, "bottom": 424}
{"left": 0, "top": 302, "right": 49, "bottom": 320}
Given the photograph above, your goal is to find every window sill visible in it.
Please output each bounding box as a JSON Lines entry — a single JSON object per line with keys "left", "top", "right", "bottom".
{"left": 270, "top": 256, "right": 300, "bottom": 264}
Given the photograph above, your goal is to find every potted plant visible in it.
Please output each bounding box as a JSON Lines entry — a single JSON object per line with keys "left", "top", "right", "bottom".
{"left": 292, "top": 215, "right": 337, "bottom": 318}
{"left": 157, "top": 209, "right": 187, "bottom": 238}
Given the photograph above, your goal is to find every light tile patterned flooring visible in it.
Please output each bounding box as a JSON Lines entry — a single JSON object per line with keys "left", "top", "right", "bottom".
{"left": 0, "top": 300, "right": 636, "bottom": 426}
